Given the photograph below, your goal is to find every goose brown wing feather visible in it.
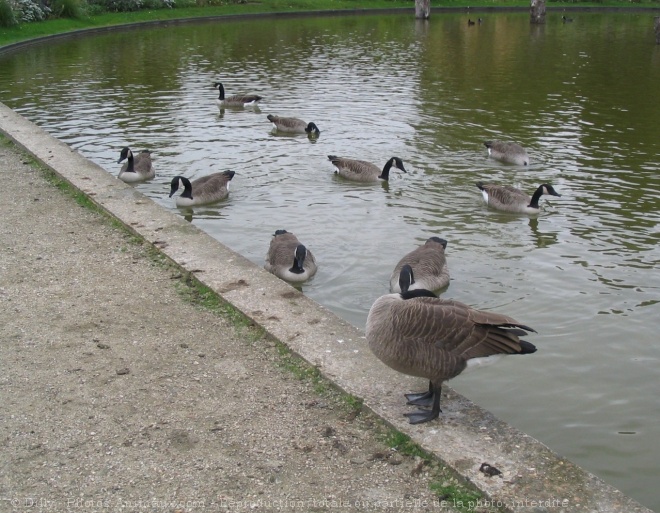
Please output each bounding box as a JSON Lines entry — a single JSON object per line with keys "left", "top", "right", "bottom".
{"left": 390, "top": 298, "right": 534, "bottom": 358}
{"left": 266, "top": 233, "right": 300, "bottom": 265}
{"left": 271, "top": 116, "right": 306, "bottom": 130}
{"left": 228, "top": 94, "right": 262, "bottom": 104}
{"left": 133, "top": 152, "right": 153, "bottom": 173}
{"left": 331, "top": 158, "right": 380, "bottom": 177}
{"left": 483, "top": 185, "right": 530, "bottom": 206}
{"left": 391, "top": 243, "right": 449, "bottom": 291}
{"left": 196, "top": 172, "right": 230, "bottom": 194}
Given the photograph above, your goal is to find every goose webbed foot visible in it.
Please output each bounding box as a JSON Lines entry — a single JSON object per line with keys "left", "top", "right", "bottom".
{"left": 405, "top": 381, "right": 434, "bottom": 406}
{"left": 404, "top": 408, "right": 442, "bottom": 425}
{"left": 405, "top": 391, "right": 434, "bottom": 406}
{"left": 403, "top": 382, "right": 442, "bottom": 424}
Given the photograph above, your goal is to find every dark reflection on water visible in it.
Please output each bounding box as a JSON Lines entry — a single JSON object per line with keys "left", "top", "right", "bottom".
{"left": 2, "top": 11, "right": 660, "bottom": 510}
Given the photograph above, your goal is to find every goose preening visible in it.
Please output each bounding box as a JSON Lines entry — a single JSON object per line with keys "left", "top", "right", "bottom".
{"left": 476, "top": 182, "right": 561, "bottom": 214}
{"left": 264, "top": 230, "right": 317, "bottom": 283}
{"left": 484, "top": 140, "right": 530, "bottom": 166}
{"left": 562, "top": 15, "right": 574, "bottom": 22}
{"left": 267, "top": 114, "right": 320, "bottom": 136}
{"left": 365, "top": 289, "right": 537, "bottom": 424}
{"left": 327, "top": 155, "right": 407, "bottom": 183}
{"left": 390, "top": 237, "right": 450, "bottom": 293}
{"left": 213, "top": 82, "right": 262, "bottom": 108}
{"left": 117, "top": 147, "right": 155, "bottom": 183}
{"left": 169, "top": 170, "right": 235, "bottom": 207}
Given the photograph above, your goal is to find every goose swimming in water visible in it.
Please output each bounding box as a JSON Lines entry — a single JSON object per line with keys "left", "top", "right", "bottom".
{"left": 484, "top": 140, "right": 530, "bottom": 166}
{"left": 169, "top": 170, "right": 235, "bottom": 207}
{"left": 117, "top": 147, "right": 155, "bottom": 183}
{"left": 213, "top": 82, "right": 262, "bottom": 108}
{"left": 264, "top": 230, "right": 317, "bottom": 283}
{"left": 327, "top": 155, "right": 407, "bottom": 183}
{"left": 476, "top": 182, "right": 561, "bottom": 214}
{"left": 390, "top": 237, "right": 450, "bottom": 293}
{"left": 267, "top": 114, "right": 320, "bottom": 136}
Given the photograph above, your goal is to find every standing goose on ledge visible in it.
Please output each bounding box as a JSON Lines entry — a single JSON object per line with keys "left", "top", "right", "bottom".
{"left": 476, "top": 182, "right": 561, "bottom": 214}
{"left": 390, "top": 237, "right": 450, "bottom": 293}
{"left": 117, "top": 147, "right": 155, "bottom": 183}
{"left": 267, "top": 114, "right": 320, "bottom": 136}
{"left": 169, "top": 170, "right": 235, "bottom": 207}
{"left": 264, "top": 230, "right": 317, "bottom": 283}
{"left": 366, "top": 289, "right": 537, "bottom": 424}
{"left": 484, "top": 140, "right": 530, "bottom": 166}
{"left": 327, "top": 155, "right": 407, "bottom": 183}
{"left": 213, "top": 82, "right": 262, "bottom": 108}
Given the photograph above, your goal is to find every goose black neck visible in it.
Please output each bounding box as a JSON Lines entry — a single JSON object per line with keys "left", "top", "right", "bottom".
{"left": 401, "top": 289, "right": 437, "bottom": 299}
{"left": 289, "top": 244, "right": 306, "bottom": 274}
{"left": 125, "top": 152, "right": 135, "bottom": 173}
{"left": 180, "top": 177, "right": 193, "bottom": 199}
{"left": 169, "top": 176, "right": 193, "bottom": 199}
{"left": 217, "top": 83, "right": 225, "bottom": 100}
{"left": 379, "top": 158, "right": 395, "bottom": 181}
{"left": 528, "top": 185, "right": 545, "bottom": 209}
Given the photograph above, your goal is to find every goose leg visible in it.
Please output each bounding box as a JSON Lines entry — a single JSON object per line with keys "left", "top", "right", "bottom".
{"left": 405, "top": 381, "right": 434, "bottom": 406}
{"left": 403, "top": 383, "right": 442, "bottom": 424}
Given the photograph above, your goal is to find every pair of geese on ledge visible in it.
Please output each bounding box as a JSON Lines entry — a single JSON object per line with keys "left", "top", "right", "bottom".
{"left": 265, "top": 229, "right": 537, "bottom": 425}
{"left": 117, "top": 139, "right": 560, "bottom": 214}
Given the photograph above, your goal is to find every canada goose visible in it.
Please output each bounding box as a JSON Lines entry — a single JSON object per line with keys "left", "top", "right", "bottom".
{"left": 476, "top": 182, "right": 561, "bottom": 214}
{"left": 169, "top": 170, "right": 235, "bottom": 207}
{"left": 117, "top": 147, "right": 155, "bottom": 183}
{"left": 264, "top": 230, "right": 317, "bottom": 283}
{"left": 390, "top": 237, "right": 450, "bottom": 293}
{"left": 365, "top": 289, "right": 537, "bottom": 424}
{"left": 327, "top": 155, "right": 407, "bottom": 183}
{"left": 267, "top": 114, "right": 320, "bottom": 136}
{"left": 468, "top": 19, "right": 476, "bottom": 25}
{"left": 213, "top": 82, "right": 262, "bottom": 108}
{"left": 484, "top": 140, "right": 530, "bottom": 166}
{"left": 562, "top": 15, "right": 574, "bottom": 22}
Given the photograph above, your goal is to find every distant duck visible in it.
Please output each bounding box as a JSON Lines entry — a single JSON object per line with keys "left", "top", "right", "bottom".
{"left": 484, "top": 140, "right": 530, "bottom": 166}
{"left": 468, "top": 19, "right": 476, "bottom": 26}
{"left": 562, "top": 15, "right": 574, "bottom": 23}
{"left": 267, "top": 114, "right": 320, "bottom": 136}
{"left": 365, "top": 288, "right": 537, "bottom": 424}
{"left": 213, "top": 82, "right": 262, "bottom": 108}
{"left": 476, "top": 182, "right": 561, "bottom": 214}
{"left": 169, "top": 170, "right": 235, "bottom": 207}
{"left": 390, "top": 237, "right": 450, "bottom": 294}
{"left": 327, "top": 155, "right": 407, "bottom": 183}
{"left": 264, "top": 230, "right": 317, "bottom": 283}
{"left": 117, "top": 147, "right": 155, "bottom": 183}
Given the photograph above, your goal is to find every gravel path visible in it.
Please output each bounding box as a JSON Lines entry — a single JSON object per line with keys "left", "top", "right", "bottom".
{"left": 0, "top": 139, "right": 464, "bottom": 512}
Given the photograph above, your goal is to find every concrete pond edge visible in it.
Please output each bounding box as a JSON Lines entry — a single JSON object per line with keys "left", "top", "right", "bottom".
{"left": 0, "top": 102, "right": 652, "bottom": 513}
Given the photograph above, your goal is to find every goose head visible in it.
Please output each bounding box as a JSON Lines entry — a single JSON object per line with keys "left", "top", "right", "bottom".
{"left": 541, "top": 184, "right": 561, "bottom": 197}
{"left": 305, "top": 122, "right": 321, "bottom": 135}
{"left": 290, "top": 244, "right": 308, "bottom": 274}
{"left": 389, "top": 157, "right": 407, "bottom": 174}
{"left": 168, "top": 176, "right": 188, "bottom": 198}
{"left": 117, "top": 147, "right": 133, "bottom": 164}
{"left": 213, "top": 82, "right": 225, "bottom": 98}
{"left": 398, "top": 264, "right": 415, "bottom": 294}
{"left": 427, "top": 236, "right": 448, "bottom": 249}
